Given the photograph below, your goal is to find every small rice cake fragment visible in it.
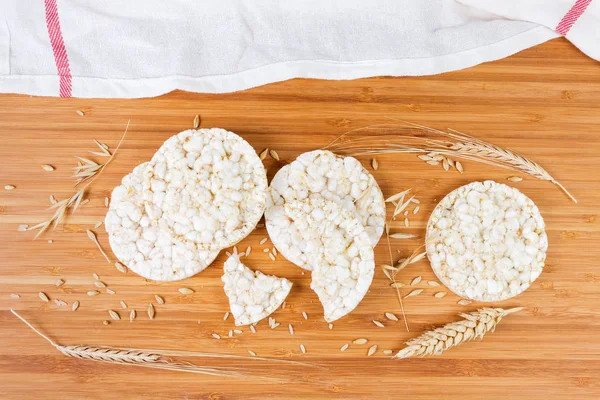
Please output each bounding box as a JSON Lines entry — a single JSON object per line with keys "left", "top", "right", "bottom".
{"left": 426, "top": 180, "right": 547, "bottom": 302}
{"left": 145, "top": 128, "right": 268, "bottom": 250}
{"left": 284, "top": 197, "right": 375, "bottom": 322}
{"left": 222, "top": 254, "right": 292, "bottom": 326}
{"left": 106, "top": 162, "right": 219, "bottom": 281}
{"left": 266, "top": 150, "right": 385, "bottom": 270}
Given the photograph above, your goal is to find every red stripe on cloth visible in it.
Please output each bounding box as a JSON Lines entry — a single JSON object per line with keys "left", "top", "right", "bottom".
{"left": 556, "top": 0, "right": 593, "bottom": 35}
{"left": 44, "top": 0, "right": 72, "bottom": 97}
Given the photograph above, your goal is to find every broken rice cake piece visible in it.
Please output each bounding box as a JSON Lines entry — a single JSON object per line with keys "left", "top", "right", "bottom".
{"left": 222, "top": 254, "right": 292, "bottom": 326}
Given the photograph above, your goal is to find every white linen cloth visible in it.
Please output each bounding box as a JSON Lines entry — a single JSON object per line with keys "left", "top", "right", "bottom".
{"left": 0, "top": 0, "right": 563, "bottom": 98}
{"left": 459, "top": 0, "right": 600, "bottom": 62}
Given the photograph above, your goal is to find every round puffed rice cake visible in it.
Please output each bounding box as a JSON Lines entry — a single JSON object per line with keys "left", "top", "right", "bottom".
{"left": 426, "top": 180, "right": 548, "bottom": 302}
{"left": 144, "top": 128, "right": 268, "bottom": 251}
{"left": 105, "top": 162, "right": 219, "bottom": 281}
{"left": 284, "top": 196, "right": 375, "bottom": 322}
{"left": 222, "top": 254, "right": 292, "bottom": 326}
{"left": 265, "top": 150, "right": 385, "bottom": 271}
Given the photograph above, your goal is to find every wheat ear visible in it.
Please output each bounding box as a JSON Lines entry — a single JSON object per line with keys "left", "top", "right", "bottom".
{"left": 393, "top": 307, "right": 524, "bottom": 359}
{"left": 325, "top": 121, "right": 576, "bottom": 203}
{"left": 10, "top": 309, "right": 310, "bottom": 380}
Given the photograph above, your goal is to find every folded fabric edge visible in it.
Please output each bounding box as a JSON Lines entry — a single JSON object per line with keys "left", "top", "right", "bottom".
{"left": 0, "top": 26, "right": 557, "bottom": 99}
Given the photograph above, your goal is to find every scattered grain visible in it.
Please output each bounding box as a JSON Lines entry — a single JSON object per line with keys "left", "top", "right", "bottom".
{"left": 371, "top": 158, "right": 379, "bottom": 170}
{"left": 120, "top": 301, "right": 127, "bottom": 309}
{"left": 260, "top": 237, "right": 268, "bottom": 245}
{"left": 299, "top": 344, "right": 306, "bottom": 354}
{"left": 76, "top": 110, "right": 85, "bottom": 116}
{"left": 178, "top": 288, "right": 194, "bottom": 294}
{"left": 245, "top": 246, "right": 252, "bottom": 256}
{"left": 224, "top": 311, "right": 230, "bottom": 321}
{"left": 10, "top": 294, "right": 21, "bottom": 299}
{"left": 383, "top": 350, "right": 393, "bottom": 355}
{"left": 87, "top": 290, "right": 100, "bottom": 296}
{"left": 456, "top": 161, "right": 464, "bottom": 174}
{"left": 94, "top": 221, "right": 103, "bottom": 229}
{"left": 272, "top": 247, "right": 278, "bottom": 256}
{"left": 4, "top": 185, "right": 15, "bottom": 190}
{"left": 72, "top": 301, "right": 79, "bottom": 311}
{"left": 41, "top": 164, "right": 55, "bottom": 172}
{"left": 212, "top": 333, "right": 221, "bottom": 340}
{"left": 259, "top": 148, "right": 269, "bottom": 161}
{"left": 234, "top": 329, "right": 242, "bottom": 334}
{"left": 458, "top": 299, "right": 472, "bottom": 306}
{"left": 228, "top": 330, "right": 233, "bottom": 337}
{"left": 289, "top": 324, "right": 294, "bottom": 335}
{"left": 427, "top": 281, "right": 440, "bottom": 287}
{"left": 353, "top": 338, "right": 368, "bottom": 345}
{"left": 367, "top": 345, "right": 378, "bottom": 356}
{"left": 80, "top": 199, "right": 90, "bottom": 206}
{"left": 155, "top": 295, "right": 165, "bottom": 305}
{"left": 434, "top": 292, "right": 447, "bottom": 298}
{"left": 17, "top": 224, "right": 28, "bottom": 232}
{"left": 413, "top": 206, "right": 420, "bottom": 215}
{"left": 93, "top": 273, "right": 100, "bottom": 280}
{"left": 249, "top": 325, "right": 256, "bottom": 333}
{"left": 404, "top": 289, "right": 423, "bottom": 298}
{"left": 109, "top": 310, "right": 120, "bottom": 320}
{"left": 390, "top": 282, "right": 405, "bottom": 288}
{"left": 404, "top": 218, "right": 409, "bottom": 227}
{"left": 49, "top": 195, "right": 57, "bottom": 204}
{"left": 54, "top": 299, "right": 67, "bottom": 306}
{"left": 248, "top": 350, "right": 257, "bottom": 356}
{"left": 269, "top": 253, "right": 275, "bottom": 261}
{"left": 47, "top": 240, "right": 53, "bottom": 244}
{"left": 373, "top": 320, "right": 385, "bottom": 328}
{"left": 103, "top": 320, "right": 110, "bottom": 326}
{"left": 385, "top": 312, "right": 398, "bottom": 321}
{"left": 94, "top": 281, "right": 106, "bottom": 288}
{"left": 411, "top": 276, "right": 422, "bottom": 286}
{"left": 148, "top": 303, "right": 155, "bottom": 320}
{"left": 193, "top": 114, "right": 200, "bottom": 128}
{"left": 340, "top": 344, "right": 349, "bottom": 352}
{"left": 281, "top": 301, "right": 286, "bottom": 310}
{"left": 442, "top": 158, "right": 450, "bottom": 171}
{"left": 115, "top": 262, "right": 127, "bottom": 273}
{"left": 104, "top": 197, "right": 109, "bottom": 207}
{"left": 263, "top": 248, "right": 270, "bottom": 253}
{"left": 328, "top": 323, "right": 334, "bottom": 330}
{"left": 508, "top": 176, "right": 523, "bottom": 182}
{"left": 302, "top": 311, "right": 308, "bottom": 320}
{"left": 269, "top": 149, "right": 280, "bottom": 161}
{"left": 106, "top": 289, "right": 115, "bottom": 295}
{"left": 129, "top": 309, "right": 136, "bottom": 322}
{"left": 39, "top": 292, "right": 50, "bottom": 302}
{"left": 55, "top": 279, "right": 65, "bottom": 287}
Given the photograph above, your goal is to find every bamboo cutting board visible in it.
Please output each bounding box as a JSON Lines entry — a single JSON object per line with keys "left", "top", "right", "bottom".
{"left": 1, "top": 38, "right": 599, "bottom": 399}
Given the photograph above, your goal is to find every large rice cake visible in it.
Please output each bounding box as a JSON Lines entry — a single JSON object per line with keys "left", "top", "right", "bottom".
{"left": 284, "top": 197, "right": 375, "bottom": 322}
{"left": 105, "top": 162, "right": 219, "bottom": 281}
{"left": 266, "top": 150, "right": 385, "bottom": 271}
{"left": 426, "top": 180, "right": 548, "bottom": 302}
{"left": 222, "top": 254, "right": 292, "bottom": 326}
{"left": 145, "top": 128, "right": 268, "bottom": 250}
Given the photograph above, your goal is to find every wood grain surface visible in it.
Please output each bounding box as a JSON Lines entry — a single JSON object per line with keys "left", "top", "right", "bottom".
{"left": 1, "top": 38, "right": 599, "bottom": 399}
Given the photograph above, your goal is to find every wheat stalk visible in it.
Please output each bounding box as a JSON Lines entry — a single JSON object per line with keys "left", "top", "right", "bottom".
{"left": 10, "top": 309, "right": 313, "bottom": 380}
{"left": 325, "top": 121, "right": 576, "bottom": 203}
{"left": 393, "top": 307, "right": 524, "bottom": 359}
{"left": 27, "top": 121, "right": 130, "bottom": 239}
